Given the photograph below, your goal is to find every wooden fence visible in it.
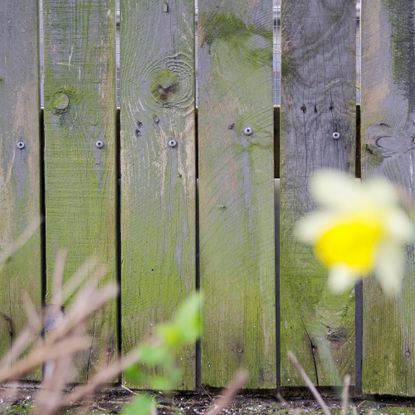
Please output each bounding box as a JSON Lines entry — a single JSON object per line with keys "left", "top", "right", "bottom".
{"left": 0, "top": 0, "right": 414, "bottom": 395}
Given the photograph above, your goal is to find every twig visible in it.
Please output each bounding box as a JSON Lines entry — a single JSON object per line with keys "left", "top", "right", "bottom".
{"left": 0, "top": 219, "right": 40, "bottom": 266}
{"left": 205, "top": 369, "right": 248, "bottom": 415}
{"left": 0, "top": 337, "right": 89, "bottom": 383}
{"left": 121, "top": 384, "right": 138, "bottom": 395}
{"left": 287, "top": 352, "right": 331, "bottom": 415}
{"left": 47, "top": 283, "right": 118, "bottom": 345}
{"left": 64, "top": 341, "right": 159, "bottom": 405}
{"left": 276, "top": 392, "right": 287, "bottom": 406}
{"left": 51, "top": 249, "right": 67, "bottom": 307}
{"left": 341, "top": 374, "right": 351, "bottom": 415}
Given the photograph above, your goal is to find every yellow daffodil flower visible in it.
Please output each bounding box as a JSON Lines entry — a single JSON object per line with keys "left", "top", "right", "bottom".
{"left": 295, "top": 170, "right": 414, "bottom": 296}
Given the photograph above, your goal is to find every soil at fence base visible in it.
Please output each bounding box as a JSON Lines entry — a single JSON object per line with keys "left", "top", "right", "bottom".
{"left": 2, "top": 385, "right": 415, "bottom": 414}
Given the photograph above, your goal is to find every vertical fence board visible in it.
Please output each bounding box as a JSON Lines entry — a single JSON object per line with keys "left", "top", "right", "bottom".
{"left": 120, "top": 0, "right": 196, "bottom": 389}
{"left": 361, "top": 0, "right": 415, "bottom": 395}
{"left": 280, "top": 1, "right": 356, "bottom": 386}
{"left": 198, "top": 1, "right": 275, "bottom": 388}
{"left": 0, "top": 1, "right": 41, "bottom": 372}
{"left": 43, "top": 0, "right": 117, "bottom": 378}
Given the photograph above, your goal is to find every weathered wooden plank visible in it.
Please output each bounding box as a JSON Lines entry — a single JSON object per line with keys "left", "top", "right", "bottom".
{"left": 43, "top": 0, "right": 117, "bottom": 378}
{"left": 0, "top": 0, "right": 41, "bottom": 374}
{"left": 361, "top": 0, "right": 415, "bottom": 396}
{"left": 198, "top": 2, "right": 275, "bottom": 388}
{"left": 280, "top": 0, "right": 356, "bottom": 386}
{"left": 120, "top": 0, "right": 196, "bottom": 389}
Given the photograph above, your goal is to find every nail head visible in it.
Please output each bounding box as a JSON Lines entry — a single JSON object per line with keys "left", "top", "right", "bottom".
{"left": 95, "top": 140, "right": 105, "bottom": 149}
{"left": 16, "top": 140, "right": 25, "bottom": 150}
{"left": 243, "top": 126, "right": 253, "bottom": 136}
{"left": 168, "top": 139, "right": 177, "bottom": 148}
{"left": 332, "top": 131, "right": 340, "bottom": 140}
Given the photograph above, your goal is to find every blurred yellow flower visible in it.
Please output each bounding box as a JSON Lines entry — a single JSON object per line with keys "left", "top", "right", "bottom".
{"left": 295, "top": 170, "right": 414, "bottom": 296}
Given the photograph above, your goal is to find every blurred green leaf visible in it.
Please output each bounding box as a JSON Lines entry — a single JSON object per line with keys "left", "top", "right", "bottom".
{"left": 121, "top": 394, "right": 156, "bottom": 415}
{"left": 121, "top": 293, "right": 203, "bottom": 414}
{"left": 149, "top": 375, "right": 175, "bottom": 390}
{"left": 139, "top": 343, "right": 171, "bottom": 366}
{"left": 158, "top": 292, "right": 203, "bottom": 347}
{"left": 124, "top": 364, "right": 146, "bottom": 385}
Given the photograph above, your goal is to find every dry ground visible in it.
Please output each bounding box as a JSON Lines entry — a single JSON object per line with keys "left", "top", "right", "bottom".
{"left": 2, "top": 385, "right": 415, "bottom": 414}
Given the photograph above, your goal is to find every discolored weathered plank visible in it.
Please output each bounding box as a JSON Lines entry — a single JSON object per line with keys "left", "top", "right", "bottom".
{"left": 198, "top": 2, "right": 276, "bottom": 388}
{"left": 43, "top": 0, "right": 117, "bottom": 378}
{"left": 361, "top": 0, "right": 415, "bottom": 396}
{"left": 0, "top": 0, "right": 41, "bottom": 374}
{"left": 120, "top": 0, "right": 196, "bottom": 389}
{"left": 280, "top": 0, "right": 356, "bottom": 386}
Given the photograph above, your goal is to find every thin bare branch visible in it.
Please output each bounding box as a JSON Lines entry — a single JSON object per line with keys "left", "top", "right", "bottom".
{"left": 47, "top": 283, "right": 118, "bottom": 345}
{"left": 0, "top": 312, "right": 41, "bottom": 369}
{"left": 0, "top": 337, "right": 89, "bottom": 383}
{"left": 64, "top": 345, "right": 148, "bottom": 404}
{"left": 288, "top": 352, "right": 331, "bottom": 415}
{"left": 0, "top": 219, "right": 40, "bottom": 266}
{"left": 51, "top": 249, "right": 68, "bottom": 307}
{"left": 206, "top": 370, "right": 248, "bottom": 415}
{"left": 341, "top": 374, "right": 351, "bottom": 415}
{"left": 58, "top": 258, "right": 100, "bottom": 304}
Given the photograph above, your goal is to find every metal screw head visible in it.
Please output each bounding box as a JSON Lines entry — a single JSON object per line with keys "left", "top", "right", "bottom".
{"left": 16, "top": 140, "right": 25, "bottom": 150}
{"left": 168, "top": 139, "right": 177, "bottom": 148}
{"left": 332, "top": 131, "right": 341, "bottom": 140}
{"left": 243, "top": 126, "right": 253, "bottom": 136}
{"left": 95, "top": 140, "right": 105, "bottom": 149}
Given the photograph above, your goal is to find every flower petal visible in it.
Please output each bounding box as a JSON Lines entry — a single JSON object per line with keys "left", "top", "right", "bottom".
{"left": 310, "top": 170, "right": 366, "bottom": 209}
{"left": 365, "top": 176, "right": 399, "bottom": 206}
{"left": 374, "top": 241, "right": 405, "bottom": 297}
{"left": 295, "top": 211, "right": 335, "bottom": 243}
{"left": 327, "top": 264, "right": 359, "bottom": 293}
{"left": 385, "top": 209, "right": 415, "bottom": 242}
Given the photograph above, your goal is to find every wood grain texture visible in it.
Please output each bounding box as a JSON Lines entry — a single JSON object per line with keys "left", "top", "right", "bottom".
{"left": 280, "top": 0, "right": 356, "bottom": 386}
{"left": 198, "top": 1, "right": 276, "bottom": 388}
{"left": 361, "top": 0, "right": 415, "bottom": 395}
{"left": 0, "top": 0, "right": 41, "bottom": 375}
{"left": 120, "top": 0, "right": 196, "bottom": 389}
{"left": 43, "top": 0, "right": 117, "bottom": 378}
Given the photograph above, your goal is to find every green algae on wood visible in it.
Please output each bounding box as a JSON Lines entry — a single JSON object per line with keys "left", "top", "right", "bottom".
{"left": 198, "top": 2, "right": 275, "bottom": 388}
{"left": 43, "top": 0, "right": 117, "bottom": 380}
{"left": 361, "top": 0, "right": 415, "bottom": 396}
{"left": 280, "top": 0, "right": 356, "bottom": 386}
{"left": 150, "top": 69, "right": 180, "bottom": 103}
{"left": 0, "top": 0, "right": 41, "bottom": 379}
{"left": 120, "top": 0, "right": 196, "bottom": 389}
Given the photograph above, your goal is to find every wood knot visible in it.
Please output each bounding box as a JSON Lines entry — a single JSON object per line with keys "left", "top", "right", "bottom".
{"left": 52, "top": 92, "right": 70, "bottom": 113}
{"left": 327, "top": 327, "right": 347, "bottom": 345}
{"left": 151, "top": 69, "right": 179, "bottom": 103}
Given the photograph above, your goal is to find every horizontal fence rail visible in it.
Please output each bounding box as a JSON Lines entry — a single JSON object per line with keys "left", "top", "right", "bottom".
{"left": 1, "top": 0, "right": 414, "bottom": 396}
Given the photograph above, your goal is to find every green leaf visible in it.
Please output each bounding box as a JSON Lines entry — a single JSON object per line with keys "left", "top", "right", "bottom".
{"left": 157, "top": 323, "right": 184, "bottom": 348}
{"left": 124, "top": 365, "right": 146, "bottom": 385}
{"left": 121, "top": 394, "right": 156, "bottom": 415}
{"left": 148, "top": 375, "right": 175, "bottom": 390}
{"left": 139, "top": 343, "right": 171, "bottom": 366}
{"left": 158, "top": 292, "right": 203, "bottom": 347}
